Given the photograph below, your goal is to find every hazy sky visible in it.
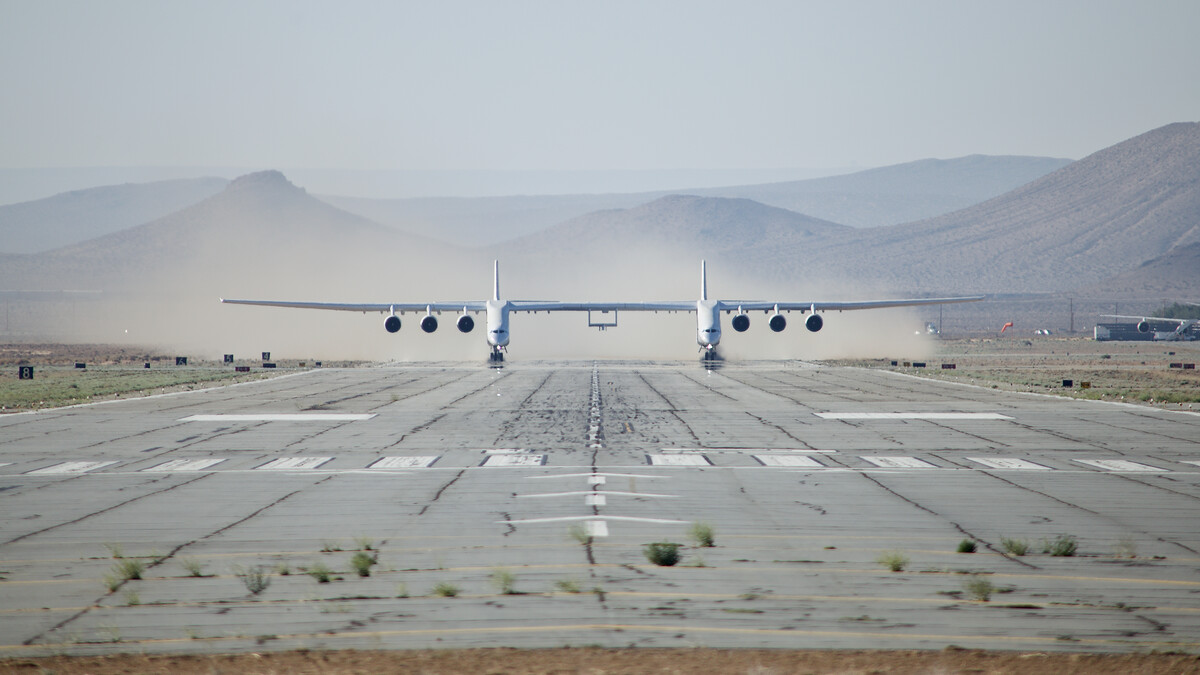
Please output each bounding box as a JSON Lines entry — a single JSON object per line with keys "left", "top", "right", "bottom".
{"left": 3, "top": 0, "right": 1198, "bottom": 173}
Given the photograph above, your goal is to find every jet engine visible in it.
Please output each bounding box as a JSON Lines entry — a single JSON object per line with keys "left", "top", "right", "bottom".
{"left": 457, "top": 314, "right": 475, "bottom": 333}
{"left": 384, "top": 315, "right": 401, "bottom": 333}
{"left": 731, "top": 314, "right": 750, "bottom": 332}
{"left": 1137, "top": 320, "right": 1150, "bottom": 333}
{"left": 420, "top": 315, "right": 438, "bottom": 333}
{"left": 805, "top": 313, "right": 824, "bottom": 332}
{"left": 768, "top": 314, "right": 786, "bottom": 332}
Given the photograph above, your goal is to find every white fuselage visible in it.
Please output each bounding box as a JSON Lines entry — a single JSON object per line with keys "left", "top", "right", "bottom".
{"left": 486, "top": 299, "right": 510, "bottom": 348}
{"left": 696, "top": 299, "right": 721, "bottom": 350}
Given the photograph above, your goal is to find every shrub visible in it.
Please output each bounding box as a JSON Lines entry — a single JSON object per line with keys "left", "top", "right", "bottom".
{"left": 555, "top": 578, "right": 581, "bottom": 593}
{"left": 964, "top": 575, "right": 995, "bottom": 601}
{"left": 236, "top": 566, "right": 271, "bottom": 595}
{"left": 491, "top": 568, "right": 517, "bottom": 594}
{"left": 643, "top": 542, "right": 682, "bottom": 566}
{"left": 1000, "top": 537, "right": 1029, "bottom": 556}
{"left": 350, "top": 552, "right": 377, "bottom": 577}
{"left": 876, "top": 551, "right": 909, "bottom": 572}
{"left": 308, "top": 563, "right": 333, "bottom": 583}
{"left": 688, "top": 522, "right": 716, "bottom": 547}
{"left": 114, "top": 558, "right": 144, "bottom": 581}
{"left": 1043, "top": 534, "right": 1078, "bottom": 557}
{"left": 180, "top": 557, "right": 205, "bottom": 577}
{"left": 956, "top": 539, "right": 977, "bottom": 554}
{"left": 433, "top": 582, "right": 460, "bottom": 597}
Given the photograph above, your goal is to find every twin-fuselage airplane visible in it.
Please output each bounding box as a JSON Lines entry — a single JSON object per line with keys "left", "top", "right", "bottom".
{"left": 222, "top": 261, "right": 984, "bottom": 361}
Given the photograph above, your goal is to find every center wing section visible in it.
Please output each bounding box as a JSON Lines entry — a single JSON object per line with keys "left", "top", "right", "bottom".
{"left": 509, "top": 301, "right": 697, "bottom": 312}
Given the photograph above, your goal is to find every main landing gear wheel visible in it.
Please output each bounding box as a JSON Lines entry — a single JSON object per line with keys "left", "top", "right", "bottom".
{"left": 489, "top": 348, "right": 505, "bottom": 363}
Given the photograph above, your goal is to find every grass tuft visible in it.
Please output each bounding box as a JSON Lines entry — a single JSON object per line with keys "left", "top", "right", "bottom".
{"left": 349, "top": 552, "right": 377, "bottom": 577}
{"left": 956, "top": 539, "right": 977, "bottom": 554}
{"left": 180, "top": 557, "right": 205, "bottom": 577}
{"left": 963, "top": 575, "right": 995, "bottom": 601}
{"left": 1042, "top": 534, "right": 1078, "bottom": 557}
{"left": 688, "top": 522, "right": 716, "bottom": 547}
{"left": 555, "top": 578, "right": 581, "bottom": 594}
{"left": 491, "top": 568, "right": 517, "bottom": 594}
{"left": 876, "top": 551, "right": 909, "bottom": 572}
{"left": 433, "top": 582, "right": 460, "bottom": 597}
{"left": 643, "top": 542, "right": 682, "bottom": 567}
{"left": 236, "top": 566, "right": 271, "bottom": 595}
{"left": 1000, "top": 537, "right": 1030, "bottom": 556}
{"left": 307, "top": 563, "right": 334, "bottom": 583}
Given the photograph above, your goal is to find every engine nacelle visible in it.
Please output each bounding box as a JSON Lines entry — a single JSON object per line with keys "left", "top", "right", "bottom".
{"left": 768, "top": 314, "right": 786, "bottom": 332}
{"left": 457, "top": 314, "right": 475, "bottom": 333}
{"left": 806, "top": 313, "right": 824, "bottom": 332}
{"left": 731, "top": 314, "right": 750, "bottom": 332}
{"left": 384, "top": 315, "right": 401, "bottom": 333}
{"left": 1137, "top": 320, "right": 1150, "bottom": 333}
{"left": 420, "top": 315, "right": 438, "bottom": 333}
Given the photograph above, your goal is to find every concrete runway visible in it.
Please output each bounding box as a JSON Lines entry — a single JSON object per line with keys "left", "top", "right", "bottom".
{"left": 1, "top": 360, "right": 1199, "bottom": 656}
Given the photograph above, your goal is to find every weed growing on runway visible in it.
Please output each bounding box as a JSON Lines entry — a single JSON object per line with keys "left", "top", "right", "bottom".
{"left": 123, "top": 589, "right": 141, "bottom": 606}
{"left": 114, "top": 557, "right": 144, "bottom": 580}
{"left": 689, "top": 522, "right": 716, "bottom": 547}
{"left": 104, "top": 543, "right": 124, "bottom": 559}
{"left": 964, "top": 575, "right": 995, "bottom": 601}
{"left": 876, "top": 551, "right": 909, "bottom": 572}
{"left": 1000, "top": 537, "right": 1030, "bottom": 556}
{"left": 350, "top": 552, "right": 378, "bottom": 577}
{"left": 433, "top": 582, "right": 460, "bottom": 597}
{"left": 555, "top": 578, "right": 581, "bottom": 593}
{"left": 1115, "top": 535, "right": 1138, "bottom": 558}
{"left": 395, "top": 582, "right": 409, "bottom": 598}
{"left": 956, "top": 539, "right": 977, "bottom": 553}
{"left": 568, "top": 524, "right": 591, "bottom": 545}
{"left": 236, "top": 566, "right": 271, "bottom": 595}
{"left": 1042, "top": 534, "right": 1078, "bottom": 556}
{"left": 353, "top": 536, "right": 376, "bottom": 551}
{"left": 491, "top": 568, "right": 517, "bottom": 594}
{"left": 644, "top": 542, "right": 682, "bottom": 566}
{"left": 320, "top": 540, "right": 344, "bottom": 552}
{"left": 180, "top": 557, "right": 205, "bottom": 577}
{"left": 308, "top": 563, "right": 334, "bottom": 583}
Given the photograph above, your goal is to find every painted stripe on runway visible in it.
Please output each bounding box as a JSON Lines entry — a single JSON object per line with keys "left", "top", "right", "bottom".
{"left": 483, "top": 454, "right": 546, "bottom": 467}
{"left": 585, "top": 493, "right": 606, "bottom": 506}
{"left": 1075, "top": 459, "right": 1166, "bottom": 472}
{"left": 967, "top": 457, "right": 1051, "bottom": 470}
{"left": 860, "top": 456, "right": 936, "bottom": 469}
{"left": 142, "top": 458, "right": 226, "bottom": 472}
{"left": 755, "top": 455, "right": 824, "bottom": 468}
{"left": 180, "top": 414, "right": 374, "bottom": 422}
{"left": 815, "top": 412, "right": 1011, "bottom": 420}
{"left": 255, "top": 457, "right": 333, "bottom": 470}
{"left": 662, "top": 447, "right": 836, "bottom": 454}
{"left": 27, "top": 461, "right": 118, "bottom": 475}
{"left": 1183, "top": 461, "right": 1200, "bottom": 468}
{"left": 647, "top": 454, "right": 711, "bottom": 466}
{"left": 368, "top": 456, "right": 439, "bottom": 469}
{"left": 585, "top": 520, "right": 609, "bottom": 537}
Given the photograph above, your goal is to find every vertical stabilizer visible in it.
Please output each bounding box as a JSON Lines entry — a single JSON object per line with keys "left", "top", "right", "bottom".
{"left": 700, "top": 260, "right": 708, "bottom": 301}
{"left": 493, "top": 260, "right": 500, "bottom": 301}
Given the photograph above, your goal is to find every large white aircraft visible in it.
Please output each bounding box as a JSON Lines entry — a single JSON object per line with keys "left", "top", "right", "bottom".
{"left": 1102, "top": 314, "right": 1198, "bottom": 341}
{"left": 222, "top": 261, "right": 984, "bottom": 362}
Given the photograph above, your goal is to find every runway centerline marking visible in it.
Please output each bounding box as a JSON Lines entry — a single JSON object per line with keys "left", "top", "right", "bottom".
{"left": 255, "top": 457, "right": 333, "bottom": 470}
{"left": 1075, "top": 459, "right": 1166, "bottom": 472}
{"left": 647, "top": 454, "right": 711, "bottom": 466}
{"left": 26, "top": 461, "right": 118, "bottom": 475}
{"left": 368, "top": 456, "right": 439, "bottom": 469}
{"left": 179, "top": 413, "right": 375, "bottom": 422}
{"left": 815, "top": 412, "right": 1012, "bottom": 420}
{"left": 860, "top": 456, "right": 937, "bottom": 469}
{"left": 755, "top": 455, "right": 825, "bottom": 468}
{"left": 142, "top": 458, "right": 226, "bottom": 472}
{"left": 483, "top": 454, "right": 546, "bottom": 467}
{"left": 967, "top": 457, "right": 1051, "bottom": 470}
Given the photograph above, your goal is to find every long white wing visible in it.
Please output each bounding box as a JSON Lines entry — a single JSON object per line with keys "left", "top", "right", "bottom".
{"left": 220, "top": 299, "right": 489, "bottom": 313}
{"left": 726, "top": 297, "right": 985, "bottom": 312}
{"left": 510, "top": 301, "right": 697, "bottom": 312}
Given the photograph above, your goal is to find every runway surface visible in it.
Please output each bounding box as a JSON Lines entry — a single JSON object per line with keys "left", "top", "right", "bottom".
{"left": 1, "top": 360, "right": 1199, "bottom": 656}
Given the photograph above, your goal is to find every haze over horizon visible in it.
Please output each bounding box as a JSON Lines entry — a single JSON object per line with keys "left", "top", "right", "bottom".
{"left": 2, "top": 1, "right": 1198, "bottom": 200}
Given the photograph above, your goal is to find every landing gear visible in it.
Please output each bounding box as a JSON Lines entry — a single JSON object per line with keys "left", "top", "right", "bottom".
{"left": 699, "top": 347, "right": 723, "bottom": 362}
{"left": 489, "top": 346, "right": 505, "bottom": 363}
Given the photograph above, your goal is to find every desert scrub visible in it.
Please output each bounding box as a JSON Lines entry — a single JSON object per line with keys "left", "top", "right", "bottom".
{"left": 433, "top": 582, "right": 460, "bottom": 597}
{"left": 876, "top": 551, "right": 909, "bottom": 572}
{"left": 349, "top": 552, "right": 377, "bottom": 577}
{"left": 643, "top": 542, "right": 682, "bottom": 566}
{"left": 956, "top": 539, "right": 977, "bottom": 553}
{"left": 491, "top": 568, "right": 518, "bottom": 594}
{"left": 114, "top": 557, "right": 145, "bottom": 581}
{"left": 307, "top": 563, "right": 334, "bottom": 583}
{"left": 236, "top": 566, "right": 271, "bottom": 595}
{"left": 1000, "top": 537, "right": 1030, "bottom": 556}
{"left": 963, "top": 575, "right": 995, "bottom": 601}
{"left": 688, "top": 522, "right": 716, "bottom": 547}
{"left": 180, "top": 557, "right": 205, "bottom": 577}
{"left": 1042, "top": 534, "right": 1078, "bottom": 557}
{"left": 555, "top": 578, "right": 581, "bottom": 593}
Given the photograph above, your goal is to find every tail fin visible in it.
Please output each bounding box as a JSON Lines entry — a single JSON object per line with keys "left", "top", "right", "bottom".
{"left": 493, "top": 260, "right": 500, "bottom": 301}
{"left": 700, "top": 260, "right": 708, "bottom": 301}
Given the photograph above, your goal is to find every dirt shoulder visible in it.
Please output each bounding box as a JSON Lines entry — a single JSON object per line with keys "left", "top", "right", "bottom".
{"left": 3, "top": 648, "right": 1199, "bottom": 675}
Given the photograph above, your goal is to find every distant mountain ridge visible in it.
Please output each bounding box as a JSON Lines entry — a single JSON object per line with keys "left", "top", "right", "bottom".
{"left": 0, "top": 177, "right": 228, "bottom": 254}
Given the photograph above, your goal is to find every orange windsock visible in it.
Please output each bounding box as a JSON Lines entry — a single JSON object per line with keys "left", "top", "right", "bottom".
{"left": 1001, "top": 322, "right": 1013, "bottom": 333}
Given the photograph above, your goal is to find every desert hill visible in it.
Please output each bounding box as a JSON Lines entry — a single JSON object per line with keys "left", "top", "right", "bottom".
{"left": 0, "top": 177, "right": 228, "bottom": 254}
{"left": 1075, "top": 242, "right": 1200, "bottom": 299}
{"left": 324, "top": 155, "right": 1069, "bottom": 246}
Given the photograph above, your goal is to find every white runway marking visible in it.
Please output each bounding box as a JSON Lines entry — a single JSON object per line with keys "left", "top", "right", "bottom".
{"left": 503, "top": 515, "right": 687, "bottom": 525}
{"left": 485, "top": 448, "right": 527, "bottom": 454}
{"left": 368, "top": 456, "right": 439, "bottom": 469}
{"left": 1075, "top": 459, "right": 1166, "bottom": 472}
{"left": 815, "top": 412, "right": 1011, "bottom": 420}
{"left": 967, "top": 457, "right": 1051, "bottom": 470}
{"left": 255, "top": 457, "right": 333, "bottom": 470}
{"left": 647, "top": 454, "right": 711, "bottom": 466}
{"left": 180, "top": 414, "right": 375, "bottom": 422}
{"left": 142, "top": 458, "right": 226, "bottom": 472}
{"left": 585, "top": 494, "right": 606, "bottom": 506}
{"left": 27, "top": 461, "right": 118, "bottom": 475}
{"left": 483, "top": 454, "right": 546, "bottom": 467}
{"left": 755, "top": 455, "right": 824, "bottom": 468}
{"left": 860, "top": 456, "right": 937, "bottom": 469}
{"left": 662, "top": 447, "right": 836, "bottom": 454}
{"left": 1183, "top": 461, "right": 1200, "bottom": 468}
